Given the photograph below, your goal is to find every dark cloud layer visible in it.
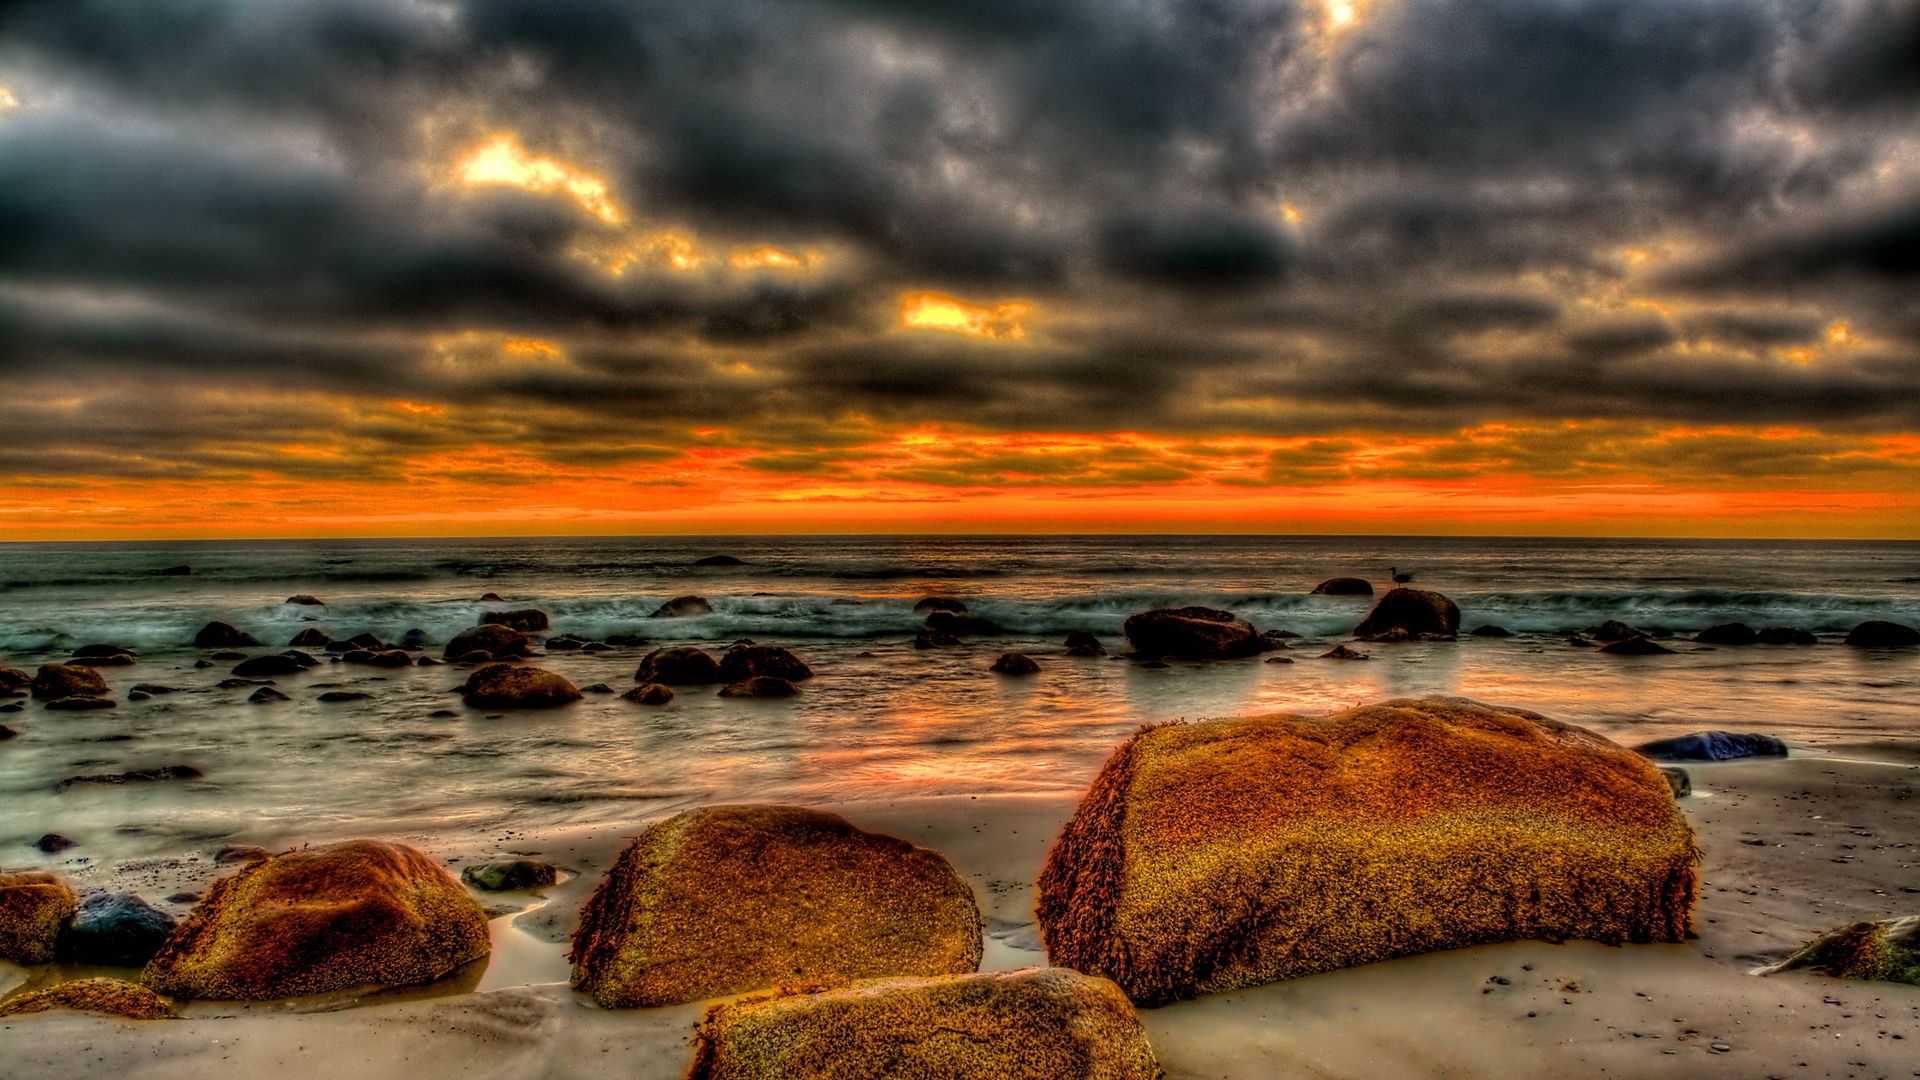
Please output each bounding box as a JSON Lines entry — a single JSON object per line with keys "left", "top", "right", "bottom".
{"left": 0, "top": 0, "right": 1917, "bottom": 486}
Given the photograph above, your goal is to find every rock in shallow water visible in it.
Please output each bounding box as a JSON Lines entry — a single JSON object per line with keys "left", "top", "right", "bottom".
{"left": 989, "top": 652, "right": 1040, "bottom": 675}
{"left": 45, "top": 695, "right": 117, "bottom": 711}
{"left": 651, "top": 595, "right": 715, "bottom": 618}
{"left": 686, "top": 968, "right": 1160, "bottom": 1080}
{"left": 461, "top": 859, "right": 559, "bottom": 891}
{"left": 461, "top": 664, "right": 581, "bottom": 708}
{"left": 1633, "top": 730, "right": 1788, "bottom": 761}
{"left": 31, "top": 664, "right": 106, "bottom": 701}
{"left": 621, "top": 682, "right": 674, "bottom": 705}
{"left": 442, "top": 623, "right": 531, "bottom": 661}
{"left": 0, "top": 977, "right": 179, "bottom": 1020}
{"left": 1123, "top": 606, "right": 1263, "bottom": 660}
{"left": 570, "top": 805, "right": 981, "bottom": 1008}
{"left": 1845, "top": 619, "right": 1920, "bottom": 647}
{"left": 1352, "top": 588, "right": 1460, "bottom": 641}
{"left": 1037, "top": 697, "right": 1698, "bottom": 1005}
{"left": 1695, "top": 622, "right": 1759, "bottom": 645}
{"left": 718, "top": 676, "right": 799, "bottom": 698}
{"left": 56, "top": 765, "right": 203, "bottom": 791}
{"left": 1600, "top": 636, "right": 1675, "bottom": 655}
{"left": 717, "top": 644, "right": 813, "bottom": 682}
{"left": 635, "top": 646, "right": 721, "bottom": 685}
{"left": 63, "top": 891, "right": 177, "bottom": 966}
{"left": 193, "top": 621, "right": 261, "bottom": 649}
{"left": 142, "top": 839, "right": 490, "bottom": 1000}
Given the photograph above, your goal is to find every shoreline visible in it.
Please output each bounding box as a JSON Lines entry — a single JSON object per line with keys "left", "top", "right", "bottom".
{"left": 4, "top": 746, "right": 1916, "bottom": 1077}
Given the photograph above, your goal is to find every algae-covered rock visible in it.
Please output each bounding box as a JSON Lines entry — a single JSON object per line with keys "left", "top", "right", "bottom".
{"left": 460, "top": 664, "right": 582, "bottom": 708}
{"left": 1754, "top": 915, "right": 1919, "bottom": 985}
{"left": 0, "top": 978, "right": 179, "bottom": 1020}
{"left": 30, "top": 664, "right": 107, "bottom": 701}
{"left": 0, "top": 870, "right": 78, "bottom": 963}
{"left": 1037, "top": 697, "right": 1697, "bottom": 1005}
{"left": 461, "top": 859, "right": 559, "bottom": 892}
{"left": 686, "top": 968, "right": 1160, "bottom": 1080}
{"left": 142, "top": 839, "right": 489, "bottom": 1000}
{"left": 570, "top": 805, "right": 981, "bottom": 1008}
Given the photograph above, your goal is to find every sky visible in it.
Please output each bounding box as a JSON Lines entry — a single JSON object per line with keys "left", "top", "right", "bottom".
{"left": 0, "top": 0, "right": 1917, "bottom": 541}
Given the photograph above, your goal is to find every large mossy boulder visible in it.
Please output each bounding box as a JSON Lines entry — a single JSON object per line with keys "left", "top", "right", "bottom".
{"left": 686, "top": 968, "right": 1160, "bottom": 1080}
{"left": 141, "top": 839, "right": 490, "bottom": 1000}
{"left": 1122, "top": 606, "right": 1263, "bottom": 660}
{"left": 1755, "top": 915, "right": 1919, "bottom": 985}
{"left": 460, "top": 664, "right": 582, "bottom": 709}
{"left": 717, "top": 643, "right": 813, "bottom": 683}
{"left": 569, "top": 805, "right": 982, "bottom": 1008}
{"left": 1351, "top": 588, "right": 1460, "bottom": 641}
{"left": 0, "top": 870, "right": 78, "bottom": 963}
{"left": 0, "top": 978, "right": 179, "bottom": 1020}
{"left": 1037, "top": 697, "right": 1697, "bottom": 1005}
{"left": 30, "top": 663, "right": 108, "bottom": 701}
{"left": 442, "top": 623, "right": 531, "bottom": 661}
{"left": 635, "top": 646, "right": 722, "bottom": 685}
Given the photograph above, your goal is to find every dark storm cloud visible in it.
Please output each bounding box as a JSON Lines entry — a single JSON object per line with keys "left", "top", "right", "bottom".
{"left": 0, "top": 0, "right": 1917, "bottom": 484}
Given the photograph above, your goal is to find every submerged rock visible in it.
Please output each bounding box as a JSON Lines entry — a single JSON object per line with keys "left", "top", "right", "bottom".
{"left": 248, "top": 686, "right": 290, "bottom": 704}
{"left": 718, "top": 644, "right": 813, "bottom": 683}
{"left": 480, "top": 608, "right": 549, "bottom": 632}
{"left": 635, "top": 646, "right": 722, "bottom": 685}
{"left": 1600, "top": 636, "right": 1676, "bottom": 655}
{"left": 1064, "top": 630, "right": 1106, "bottom": 656}
{"left": 1352, "top": 588, "right": 1460, "bottom": 641}
{"left": 317, "top": 691, "right": 372, "bottom": 703}
{"left": 1319, "top": 644, "right": 1370, "bottom": 660}
{"left": 130, "top": 683, "right": 180, "bottom": 696}
{"left": 694, "top": 555, "right": 746, "bottom": 566}
{"left": 288, "top": 629, "right": 333, "bottom": 648}
{"left": 569, "top": 805, "right": 981, "bottom": 1008}
{"left": 913, "top": 630, "right": 960, "bottom": 649}
{"left": 142, "top": 839, "right": 490, "bottom": 1000}
{"left": 0, "top": 870, "right": 77, "bottom": 963}
{"left": 924, "top": 610, "right": 1003, "bottom": 636}
{"left": 1633, "top": 730, "right": 1788, "bottom": 762}
{"left": 1310, "top": 577, "right": 1374, "bottom": 596}
{"left": 46, "top": 695, "right": 117, "bottom": 711}
{"left": 1470, "top": 624, "right": 1514, "bottom": 638}
{"left": 1037, "top": 698, "right": 1697, "bottom": 1005}
{"left": 193, "top": 621, "right": 261, "bottom": 649}
{"left": 604, "top": 633, "right": 650, "bottom": 647}
{"left": 1123, "top": 607, "right": 1263, "bottom": 660}
{"left": 1585, "top": 620, "right": 1643, "bottom": 642}
{"left": 718, "top": 676, "right": 799, "bottom": 698}
{"left": 989, "top": 652, "right": 1040, "bottom": 675}
{"left": 461, "top": 664, "right": 581, "bottom": 709}
{"left": 1754, "top": 915, "right": 1920, "bottom": 986}
{"left": 650, "top": 595, "right": 715, "bottom": 618}
{"left": 1845, "top": 620, "right": 1920, "bottom": 647}
{"left": 1695, "top": 622, "right": 1759, "bottom": 645}
{"left": 31, "top": 664, "right": 107, "bottom": 701}
{"left": 232, "top": 654, "right": 306, "bottom": 677}
{"left": 63, "top": 891, "right": 178, "bottom": 967}
{"left": 157, "top": 564, "right": 192, "bottom": 577}
{"left": 621, "top": 682, "right": 674, "bottom": 705}
{"left": 1757, "top": 626, "right": 1818, "bottom": 645}
{"left": 912, "top": 597, "right": 968, "bottom": 615}
{"left": 686, "top": 968, "right": 1160, "bottom": 1080}
{"left": 0, "top": 978, "right": 179, "bottom": 1020}
{"left": 34, "top": 833, "right": 76, "bottom": 852}
{"left": 442, "top": 624, "right": 531, "bottom": 661}
{"left": 461, "top": 859, "right": 559, "bottom": 892}
{"left": 284, "top": 595, "right": 326, "bottom": 606}
{"left": 56, "top": 765, "right": 203, "bottom": 791}
{"left": 344, "top": 648, "right": 412, "bottom": 668}
{"left": 68, "top": 645, "right": 137, "bottom": 666}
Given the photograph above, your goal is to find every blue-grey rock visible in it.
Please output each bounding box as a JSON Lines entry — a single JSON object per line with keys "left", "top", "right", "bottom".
{"left": 63, "top": 891, "right": 177, "bottom": 967}
{"left": 1634, "top": 731, "right": 1788, "bottom": 762}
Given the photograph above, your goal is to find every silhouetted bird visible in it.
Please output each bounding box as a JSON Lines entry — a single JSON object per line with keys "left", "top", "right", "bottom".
{"left": 1390, "top": 567, "right": 1414, "bottom": 584}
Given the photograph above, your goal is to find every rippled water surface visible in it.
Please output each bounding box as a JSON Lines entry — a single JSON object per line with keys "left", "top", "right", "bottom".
{"left": 2, "top": 535, "right": 1916, "bottom": 878}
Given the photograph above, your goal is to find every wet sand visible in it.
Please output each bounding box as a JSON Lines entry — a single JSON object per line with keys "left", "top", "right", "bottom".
{"left": 2, "top": 745, "right": 1916, "bottom": 1078}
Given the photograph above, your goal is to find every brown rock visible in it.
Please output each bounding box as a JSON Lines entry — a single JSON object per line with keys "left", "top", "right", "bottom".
{"left": 912, "top": 597, "right": 968, "bottom": 615}
{"left": 717, "top": 644, "right": 813, "bottom": 682}
{"left": 621, "top": 682, "right": 675, "bottom": 705}
{"left": 1352, "top": 588, "right": 1461, "bottom": 641}
{"left": 989, "top": 652, "right": 1040, "bottom": 675}
{"left": 479, "top": 608, "right": 549, "bottom": 632}
{"left": 442, "top": 623, "right": 531, "bottom": 661}
{"left": 142, "top": 839, "right": 490, "bottom": 1000}
{"left": 0, "top": 870, "right": 77, "bottom": 963}
{"left": 460, "top": 664, "right": 582, "bottom": 708}
{"left": 30, "top": 664, "right": 107, "bottom": 701}
{"left": 569, "top": 805, "right": 981, "bottom": 1008}
{"left": 718, "top": 676, "right": 799, "bottom": 698}
{"left": 651, "top": 595, "right": 715, "bottom": 618}
{"left": 1037, "top": 698, "right": 1697, "bottom": 1005}
{"left": 1121, "top": 607, "right": 1263, "bottom": 660}
{"left": 635, "top": 646, "right": 722, "bottom": 685}
{"left": 193, "top": 621, "right": 261, "bottom": 649}
{"left": 0, "top": 978, "right": 179, "bottom": 1020}
{"left": 686, "top": 968, "right": 1159, "bottom": 1080}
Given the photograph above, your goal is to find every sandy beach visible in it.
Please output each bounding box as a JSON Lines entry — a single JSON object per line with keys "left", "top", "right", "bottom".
{"left": 5, "top": 735, "right": 1914, "bottom": 1078}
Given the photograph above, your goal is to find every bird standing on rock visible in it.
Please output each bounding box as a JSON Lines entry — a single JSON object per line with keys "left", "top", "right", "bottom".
{"left": 1390, "top": 567, "right": 1414, "bottom": 584}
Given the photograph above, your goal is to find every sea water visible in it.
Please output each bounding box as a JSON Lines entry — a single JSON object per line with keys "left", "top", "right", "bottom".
{"left": 1, "top": 535, "right": 1916, "bottom": 885}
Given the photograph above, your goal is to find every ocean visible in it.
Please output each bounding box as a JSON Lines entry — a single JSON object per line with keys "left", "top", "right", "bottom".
{"left": 3, "top": 534, "right": 1917, "bottom": 882}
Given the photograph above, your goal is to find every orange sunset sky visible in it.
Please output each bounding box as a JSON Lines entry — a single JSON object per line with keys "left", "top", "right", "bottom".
{"left": 1, "top": 0, "right": 1916, "bottom": 541}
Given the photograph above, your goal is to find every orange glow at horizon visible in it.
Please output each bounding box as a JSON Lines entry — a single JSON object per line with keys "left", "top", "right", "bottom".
{"left": 456, "top": 134, "right": 624, "bottom": 224}
{"left": 1, "top": 421, "right": 1916, "bottom": 542}
{"left": 899, "top": 293, "right": 1032, "bottom": 340}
